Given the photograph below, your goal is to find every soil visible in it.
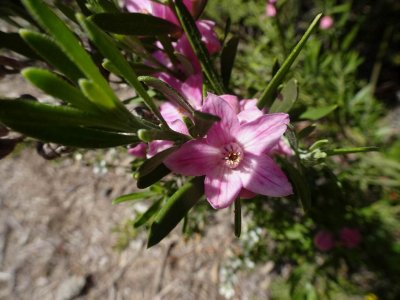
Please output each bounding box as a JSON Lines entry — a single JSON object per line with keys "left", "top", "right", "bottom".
{"left": 0, "top": 76, "right": 270, "bottom": 300}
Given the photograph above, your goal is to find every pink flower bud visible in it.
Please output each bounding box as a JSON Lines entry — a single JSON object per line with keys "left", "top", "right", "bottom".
{"left": 265, "top": 3, "right": 277, "bottom": 17}
{"left": 314, "top": 230, "right": 334, "bottom": 251}
{"left": 320, "top": 16, "right": 334, "bottom": 30}
{"left": 339, "top": 227, "right": 362, "bottom": 248}
{"left": 128, "top": 143, "right": 147, "bottom": 158}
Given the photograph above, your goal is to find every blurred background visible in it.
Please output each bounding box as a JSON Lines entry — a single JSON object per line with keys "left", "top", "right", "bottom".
{"left": 0, "top": 0, "right": 399, "bottom": 299}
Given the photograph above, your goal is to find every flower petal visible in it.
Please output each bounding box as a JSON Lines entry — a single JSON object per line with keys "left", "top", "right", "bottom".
{"left": 202, "top": 93, "right": 240, "bottom": 147}
{"left": 205, "top": 167, "right": 242, "bottom": 209}
{"left": 220, "top": 94, "right": 240, "bottom": 114}
{"left": 164, "top": 139, "right": 220, "bottom": 176}
{"left": 148, "top": 140, "right": 173, "bottom": 158}
{"left": 236, "top": 113, "right": 289, "bottom": 154}
{"left": 239, "top": 152, "right": 293, "bottom": 197}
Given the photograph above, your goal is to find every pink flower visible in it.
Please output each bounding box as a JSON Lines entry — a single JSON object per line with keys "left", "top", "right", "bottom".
{"left": 314, "top": 230, "right": 334, "bottom": 251}
{"left": 165, "top": 93, "right": 293, "bottom": 209}
{"left": 320, "top": 16, "right": 334, "bottom": 30}
{"left": 125, "top": 0, "right": 194, "bottom": 25}
{"left": 265, "top": 3, "right": 277, "bottom": 17}
{"left": 128, "top": 143, "right": 147, "bottom": 158}
{"left": 271, "top": 137, "right": 294, "bottom": 157}
{"left": 339, "top": 227, "right": 362, "bottom": 248}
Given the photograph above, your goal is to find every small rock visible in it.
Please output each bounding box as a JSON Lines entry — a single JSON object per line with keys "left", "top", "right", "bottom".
{"left": 56, "top": 275, "right": 87, "bottom": 300}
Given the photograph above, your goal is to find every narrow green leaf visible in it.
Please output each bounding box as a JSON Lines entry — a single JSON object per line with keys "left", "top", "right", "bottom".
{"left": 137, "top": 163, "right": 171, "bottom": 189}
{"left": 0, "top": 98, "right": 125, "bottom": 131}
{"left": 174, "top": 52, "right": 194, "bottom": 75}
{"left": 20, "top": 30, "right": 84, "bottom": 83}
{"left": 138, "top": 146, "right": 178, "bottom": 177}
{"left": 282, "top": 160, "right": 311, "bottom": 213}
{"left": 138, "top": 76, "right": 195, "bottom": 114}
{"left": 91, "top": 13, "right": 181, "bottom": 36}
{"left": 147, "top": 177, "right": 204, "bottom": 248}
{"left": 309, "top": 139, "right": 329, "bottom": 151}
{"left": 257, "top": 14, "right": 322, "bottom": 108}
{"left": 22, "top": 68, "right": 95, "bottom": 111}
{"left": 297, "top": 124, "right": 316, "bottom": 139}
{"left": 234, "top": 199, "right": 241, "bottom": 238}
{"left": 112, "top": 191, "right": 155, "bottom": 204}
{"left": 4, "top": 122, "right": 137, "bottom": 148}
{"left": 0, "top": 31, "right": 39, "bottom": 59}
{"left": 138, "top": 129, "right": 190, "bottom": 143}
{"left": 221, "top": 36, "right": 239, "bottom": 89}
{"left": 326, "top": 146, "right": 379, "bottom": 156}
{"left": 300, "top": 105, "right": 338, "bottom": 121}
{"left": 55, "top": 0, "right": 78, "bottom": 23}
{"left": 172, "top": 0, "right": 224, "bottom": 94}
{"left": 22, "top": 0, "right": 128, "bottom": 115}
{"left": 79, "top": 79, "right": 121, "bottom": 110}
{"left": 78, "top": 15, "right": 167, "bottom": 127}
{"left": 222, "top": 17, "right": 231, "bottom": 44}
{"left": 0, "top": 100, "right": 138, "bottom": 148}
{"left": 133, "top": 198, "right": 163, "bottom": 228}
{"left": 191, "top": 110, "right": 220, "bottom": 137}
{"left": 270, "top": 79, "right": 298, "bottom": 113}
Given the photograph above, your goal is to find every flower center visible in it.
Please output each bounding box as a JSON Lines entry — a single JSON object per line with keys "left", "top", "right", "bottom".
{"left": 222, "top": 142, "right": 244, "bottom": 169}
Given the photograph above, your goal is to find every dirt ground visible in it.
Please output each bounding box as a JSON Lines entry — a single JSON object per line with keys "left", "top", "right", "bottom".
{"left": 0, "top": 75, "right": 273, "bottom": 300}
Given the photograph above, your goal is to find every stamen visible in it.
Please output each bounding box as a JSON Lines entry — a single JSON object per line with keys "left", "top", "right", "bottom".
{"left": 222, "top": 142, "right": 244, "bottom": 169}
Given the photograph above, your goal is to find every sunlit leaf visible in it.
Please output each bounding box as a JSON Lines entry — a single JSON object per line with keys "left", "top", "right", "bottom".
{"left": 78, "top": 15, "right": 165, "bottom": 127}
{"left": 22, "top": 68, "right": 95, "bottom": 111}
{"left": 172, "top": 0, "right": 224, "bottom": 94}
{"left": 326, "top": 146, "right": 379, "bottom": 156}
{"left": 133, "top": 198, "right": 163, "bottom": 228}
{"left": 257, "top": 14, "right": 322, "bottom": 108}
{"left": 113, "top": 191, "right": 155, "bottom": 204}
{"left": 300, "top": 105, "right": 338, "bottom": 121}
{"left": 270, "top": 79, "right": 298, "bottom": 113}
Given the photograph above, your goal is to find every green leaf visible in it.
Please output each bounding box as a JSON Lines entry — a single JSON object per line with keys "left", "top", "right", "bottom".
{"left": 138, "top": 76, "right": 194, "bottom": 114}
{"left": 136, "top": 147, "right": 177, "bottom": 189}
{"left": 112, "top": 191, "right": 155, "bottom": 204}
{"left": 191, "top": 110, "right": 220, "bottom": 137}
{"left": 79, "top": 79, "right": 123, "bottom": 111}
{"left": 78, "top": 79, "right": 144, "bottom": 130}
{"left": 270, "top": 79, "right": 298, "bottom": 113}
{"left": 22, "top": 0, "right": 128, "bottom": 115}
{"left": 22, "top": 68, "right": 95, "bottom": 111}
{"left": 137, "top": 164, "right": 171, "bottom": 189}
{"left": 220, "top": 36, "right": 239, "bottom": 89}
{"left": 282, "top": 161, "right": 311, "bottom": 213}
{"left": 326, "top": 146, "right": 379, "bottom": 156}
{"left": 78, "top": 15, "right": 166, "bottom": 127}
{"left": 234, "top": 199, "right": 241, "bottom": 238}
{"left": 0, "top": 31, "right": 39, "bottom": 59}
{"left": 20, "top": 30, "right": 84, "bottom": 83}
{"left": 257, "top": 14, "right": 322, "bottom": 109}
{"left": 172, "top": 0, "right": 224, "bottom": 94}
{"left": 138, "top": 146, "right": 178, "bottom": 178}
{"left": 300, "top": 105, "right": 338, "bottom": 121}
{"left": 91, "top": 13, "right": 181, "bottom": 36}
{"left": 133, "top": 198, "right": 163, "bottom": 228}
{"left": 0, "top": 100, "right": 138, "bottom": 148}
{"left": 55, "top": 0, "right": 78, "bottom": 23}
{"left": 147, "top": 177, "right": 204, "bottom": 248}
{"left": 297, "top": 124, "right": 316, "bottom": 139}
{"left": 0, "top": 98, "right": 129, "bottom": 131}
{"left": 138, "top": 129, "right": 190, "bottom": 143}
